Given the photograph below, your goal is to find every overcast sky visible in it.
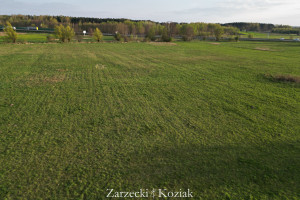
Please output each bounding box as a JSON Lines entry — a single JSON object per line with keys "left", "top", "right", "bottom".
{"left": 1, "top": 0, "right": 299, "bottom": 26}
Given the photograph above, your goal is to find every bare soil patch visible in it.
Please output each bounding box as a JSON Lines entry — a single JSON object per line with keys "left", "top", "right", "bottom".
{"left": 254, "top": 47, "right": 277, "bottom": 51}
{"left": 27, "top": 74, "right": 66, "bottom": 85}
{"left": 95, "top": 64, "right": 105, "bottom": 69}
{"left": 264, "top": 73, "right": 300, "bottom": 84}
{"left": 148, "top": 42, "right": 177, "bottom": 46}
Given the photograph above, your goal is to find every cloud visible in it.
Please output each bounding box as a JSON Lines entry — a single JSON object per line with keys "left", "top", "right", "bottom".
{"left": 172, "top": 0, "right": 286, "bottom": 16}
{"left": 0, "top": 0, "right": 75, "bottom": 15}
{"left": 217, "top": 0, "right": 285, "bottom": 10}
{"left": 0, "top": 0, "right": 299, "bottom": 25}
{"left": 0, "top": 0, "right": 109, "bottom": 17}
{"left": 168, "top": 0, "right": 300, "bottom": 25}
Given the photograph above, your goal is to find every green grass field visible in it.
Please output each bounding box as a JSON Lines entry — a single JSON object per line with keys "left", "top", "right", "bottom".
{"left": 0, "top": 32, "right": 115, "bottom": 43}
{"left": 1, "top": 32, "right": 299, "bottom": 44}
{"left": 0, "top": 33, "right": 50, "bottom": 43}
{"left": 0, "top": 41, "right": 299, "bottom": 199}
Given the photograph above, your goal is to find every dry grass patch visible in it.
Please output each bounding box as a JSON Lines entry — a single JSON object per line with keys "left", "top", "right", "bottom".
{"left": 44, "top": 75, "right": 66, "bottom": 83}
{"left": 264, "top": 73, "right": 300, "bottom": 84}
{"left": 0, "top": 32, "right": 27, "bottom": 36}
{"left": 254, "top": 47, "right": 277, "bottom": 51}
{"left": 27, "top": 74, "right": 66, "bottom": 85}
{"left": 95, "top": 64, "right": 105, "bottom": 69}
{"left": 210, "top": 43, "right": 221, "bottom": 45}
{"left": 148, "top": 42, "right": 177, "bottom": 46}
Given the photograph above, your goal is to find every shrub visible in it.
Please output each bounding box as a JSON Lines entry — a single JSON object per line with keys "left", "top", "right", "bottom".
{"left": 180, "top": 25, "right": 194, "bottom": 41}
{"left": 123, "top": 35, "right": 131, "bottom": 42}
{"left": 130, "top": 34, "right": 135, "bottom": 41}
{"left": 4, "top": 22, "right": 17, "bottom": 43}
{"left": 248, "top": 33, "right": 254, "bottom": 39}
{"left": 129, "top": 35, "right": 139, "bottom": 42}
{"left": 65, "top": 26, "right": 75, "bottom": 42}
{"left": 146, "top": 27, "right": 156, "bottom": 41}
{"left": 161, "top": 29, "right": 172, "bottom": 42}
{"left": 46, "top": 34, "right": 55, "bottom": 42}
{"left": 93, "top": 28, "right": 103, "bottom": 42}
{"left": 55, "top": 25, "right": 65, "bottom": 42}
{"left": 114, "top": 32, "right": 130, "bottom": 42}
{"left": 200, "top": 32, "right": 208, "bottom": 41}
{"left": 144, "top": 37, "right": 151, "bottom": 42}
{"left": 228, "top": 37, "right": 235, "bottom": 42}
{"left": 114, "top": 32, "right": 122, "bottom": 41}
{"left": 214, "top": 25, "right": 224, "bottom": 41}
{"left": 235, "top": 35, "right": 240, "bottom": 42}
{"left": 55, "top": 25, "right": 75, "bottom": 42}
{"left": 182, "top": 35, "right": 193, "bottom": 41}
{"left": 75, "top": 34, "right": 83, "bottom": 42}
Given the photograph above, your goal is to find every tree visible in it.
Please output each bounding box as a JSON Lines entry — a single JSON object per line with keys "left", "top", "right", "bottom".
{"left": 214, "top": 25, "right": 224, "bottom": 41}
{"left": 136, "top": 21, "right": 145, "bottom": 35}
{"left": 4, "top": 22, "right": 17, "bottom": 43}
{"left": 93, "top": 28, "right": 103, "bottom": 42}
{"left": 65, "top": 26, "right": 75, "bottom": 42}
{"left": 146, "top": 26, "right": 156, "bottom": 41}
{"left": 114, "top": 32, "right": 123, "bottom": 42}
{"left": 161, "top": 28, "right": 172, "bottom": 42}
{"left": 180, "top": 24, "right": 194, "bottom": 41}
{"left": 55, "top": 24, "right": 66, "bottom": 42}
{"left": 55, "top": 25, "right": 74, "bottom": 42}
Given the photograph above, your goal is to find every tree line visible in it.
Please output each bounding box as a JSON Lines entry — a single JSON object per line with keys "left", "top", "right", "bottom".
{"left": 224, "top": 22, "right": 300, "bottom": 35}
{"left": 2, "top": 15, "right": 290, "bottom": 33}
{"left": 0, "top": 15, "right": 243, "bottom": 42}
{"left": 0, "top": 15, "right": 153, "bottom": 29}
{"left": 1, "top": 15, "right": 299, "bottom": 43}
{"left": 222, "top": 22, "right": 275, "bottom": 32}
{"left": 272, "top": 27, "right": 300, "bottom": 35}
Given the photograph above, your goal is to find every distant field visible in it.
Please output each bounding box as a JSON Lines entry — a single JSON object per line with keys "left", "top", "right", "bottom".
{"left": 0, "top": 32, "right": 50, "bottom": 43}
{"left": 0, "top": 41, "right": 299, "bottom": 199}
{"left": 1, "top": 32, "right": 300, "bottom": 44}
{"left": 0, "top": 32, "right": 115, "bottom": 43}
{"left": 241, "top": 31, "right": 299, "bottom": 39}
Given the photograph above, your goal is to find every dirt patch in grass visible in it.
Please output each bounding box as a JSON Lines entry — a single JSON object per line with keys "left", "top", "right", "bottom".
{"left": 44, "top": 75, "right": 65, "bottom": 83}
{"left": 148, "top": 42, "right": 177, "bottom": 46}
{"left": 27, "top": 74, "right": 66, "bottom": 85}
{"left": 264, "top": 73, "right": 300, "bottom": 84}
{"left": 254, "top": 47, "right": 276, "bottom": 51}
{"left": 210, "top": 43, "right": 221, "bottom": 45}
{"left": 95, "top": 64, "right": 105, "bottom": 69}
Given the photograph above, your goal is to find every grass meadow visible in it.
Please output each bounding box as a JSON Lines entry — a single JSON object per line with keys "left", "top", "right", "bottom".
{"left": 0, "top": 41, "right": 299, "bottom": 199}
{"left": 0, "top": 33, "right": 115, "bottom": 43}
{"left": 240, "top": 32, "right": 299, "bottom": 39}
{"left": 0, "top": 31, "right": 299, "bottom": 44}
